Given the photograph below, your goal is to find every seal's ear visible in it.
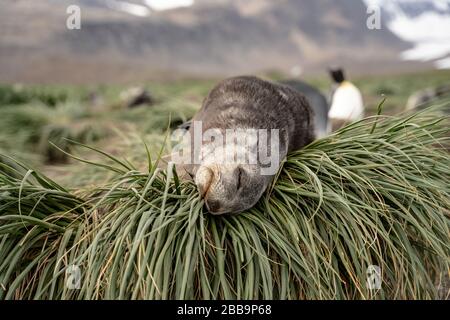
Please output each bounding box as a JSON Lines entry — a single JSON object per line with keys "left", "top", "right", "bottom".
{"left": 328, "top": 67, "right": 345, "bottom": 84}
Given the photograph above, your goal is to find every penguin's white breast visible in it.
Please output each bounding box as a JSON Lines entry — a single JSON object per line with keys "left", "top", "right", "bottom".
{"left": 328, "top": 83, "right": 364, "bottom": 121}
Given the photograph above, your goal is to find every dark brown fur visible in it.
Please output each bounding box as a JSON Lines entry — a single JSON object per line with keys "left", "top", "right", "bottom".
{"left": 192, "top": 76, "right": 315, "bottom": 153}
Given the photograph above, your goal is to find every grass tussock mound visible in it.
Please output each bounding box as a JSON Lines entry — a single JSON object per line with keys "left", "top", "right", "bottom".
{"left": 0, "top": 108, "right": 449, "bottom": 300}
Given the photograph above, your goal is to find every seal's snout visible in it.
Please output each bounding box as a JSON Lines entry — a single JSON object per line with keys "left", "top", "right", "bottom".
{"left": 205, "top": 199, "right": 223, "bottom": 215}
{"left": 195, "top": 166, "right": 227, "bottom": 215}
{"left": 195, "top": 166, "right": 214, "bottom": 198}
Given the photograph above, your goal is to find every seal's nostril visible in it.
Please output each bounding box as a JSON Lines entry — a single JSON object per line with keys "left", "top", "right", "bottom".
{"left": 205, "top": 199, "right": 221, "bottom": 213}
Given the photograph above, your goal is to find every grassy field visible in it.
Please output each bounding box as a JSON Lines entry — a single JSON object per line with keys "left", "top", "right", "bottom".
{"left": 0, "top": 79, "right": 208, "bottom": 186}
{"left": 1, "top": 69, "right": 448, "bottom": 185}
{"left": 0, "top": 70, "right": 449, "bottom": 299}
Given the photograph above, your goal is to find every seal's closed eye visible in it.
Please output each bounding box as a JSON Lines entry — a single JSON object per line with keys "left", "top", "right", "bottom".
{"left": 236, "top": 166, "right": 243, "bottom": 191}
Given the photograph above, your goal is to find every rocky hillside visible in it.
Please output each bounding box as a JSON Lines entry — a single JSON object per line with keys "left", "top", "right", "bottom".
{"left": 0, "top": 0, "right": 438, "bottom": 83}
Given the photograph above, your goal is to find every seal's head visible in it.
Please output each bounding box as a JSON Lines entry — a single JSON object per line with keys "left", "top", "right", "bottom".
{"left": 195, "top": 164, "right": 271, "bottom": 215}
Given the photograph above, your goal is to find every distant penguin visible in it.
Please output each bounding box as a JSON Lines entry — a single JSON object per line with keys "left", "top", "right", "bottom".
{"left": 280, "top": 80, "right": 331, "bottom": 138}
{"left": 328, "top": 68, "right": 364, "bottom": 128}
{"left": 406, "top": 84, "right": 450, "bottom": 111}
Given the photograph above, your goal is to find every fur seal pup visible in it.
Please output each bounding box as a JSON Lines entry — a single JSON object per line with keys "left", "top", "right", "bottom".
{"left": 172, "top": 76, "right": 315, "bottom": 215}
{"left": 280, "top": 79, "right": 331, "bottom": 138}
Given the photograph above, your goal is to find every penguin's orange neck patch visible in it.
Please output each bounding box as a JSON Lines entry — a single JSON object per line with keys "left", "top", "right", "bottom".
{"left": 340, "top": 81, "right": 352, "bottom": 88}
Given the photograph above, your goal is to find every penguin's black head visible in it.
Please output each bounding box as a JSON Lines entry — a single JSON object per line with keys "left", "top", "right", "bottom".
{"left": 329, "top": 68, "right": 345, "bottom": 84}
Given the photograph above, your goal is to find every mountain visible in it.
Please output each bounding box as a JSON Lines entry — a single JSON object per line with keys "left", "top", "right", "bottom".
{"left": 364, "top": 0, "right": 450, "bottom": 69}
{"left": 0, "top": 0, "right": 444, "bottom": 83}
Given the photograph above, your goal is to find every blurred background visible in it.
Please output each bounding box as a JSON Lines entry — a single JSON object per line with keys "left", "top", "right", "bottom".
{"left": 0, "top": 0, "right": 449, "bottom": 186}
{"left": 1, "top": 0, "right": 450, "bottom": 83}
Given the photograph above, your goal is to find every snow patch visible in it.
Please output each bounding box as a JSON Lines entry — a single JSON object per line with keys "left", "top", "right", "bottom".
{"left": 105, "top": 0, "right": 151, "bottom": 17}
{"left": 401, "top": 42, "right": 450, "bottom": 62}
{"left": 387, "top": 12, "right": 450, "bottom": 44}
{"left": 144, "top": 0, "right": 194, "bottom": 11}
{"left": 435, "top": 57, "right": 450, "bottom": 69}
{"left": 363, "top": 0, "right": 450, "bottom": 69}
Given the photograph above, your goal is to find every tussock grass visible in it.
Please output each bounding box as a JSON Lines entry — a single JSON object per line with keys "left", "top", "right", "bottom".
{"left": 0, "top": 108, "right": 449, "bottom": 299}
{"left": 0, "top": 103, "right": 108, "bottom": 163}
{"left": 0, "top": 85, "right": 69, "bottom": 107}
